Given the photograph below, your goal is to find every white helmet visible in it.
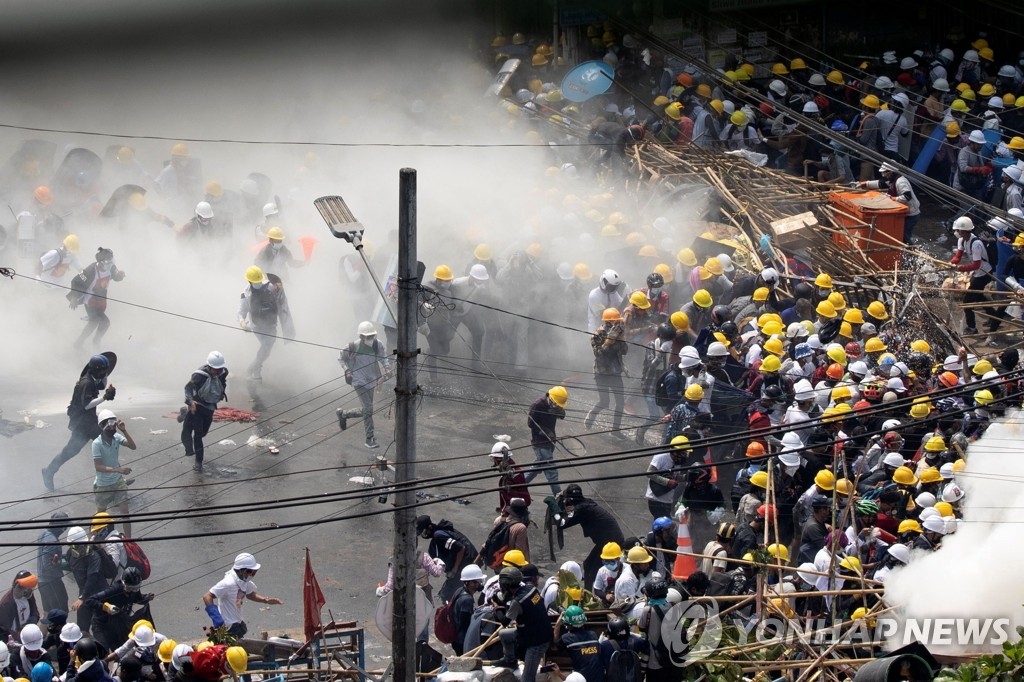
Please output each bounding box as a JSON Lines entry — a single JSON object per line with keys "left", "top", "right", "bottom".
{"left": 206, "top": 351, "right": 226, "bottom": 369}
{"left": 679, "top": 346, "right": 700, "bottom": 360}
{"left": 760, "top": 267, "right": 779, "bottom": 284}
{"left": 262, "top": 202, "right": 279, "bottom": 218}
{"left": 195, "top": 201, "right": 214, "bottom": 220}
{"left": 952, "top": 216, "right": 975, "bottom": 232}
{"left": 882, "top": 452, "right": 906, "bottom": 468}
{"left": 963, "top": 49, "right": 980, "bottom": 63}
{"left": 0, "top": 641, "right": 8, "bottom": 667}
{"left": 460, "top": 564, "right": 485, "bottom": 581}
{"left": 849, "top": 360, "right": 868, "bottom": 375}
{"left": 998, "top": 64, "right": 1017, "bottom": 78}
{"left": 134, "top": 625, "right": 156, "bottom": 647}
{"left": 171, "top": 644, "right": 194, "bottom": 671}
{"left": 556, "top": 262, "right": 574, "bottom": 281}
{"left": 717, "top": 253, "right": 734, "bottom": 273}
{"left": 232, "top": 552, "right": 261, "bottom": 571}
{"left": 778, "top": 452, "right": 801, "bottom": 468}
{"left": 357, "top": 321, "right": 377, "bottom": 337}
{"left": 559, "top": 561, "right": 584, "bottom": 581}
{"left": 922, "top": 516, "right": 946, "bottom": 534}
{"left": 874, "top": 76, "right": 894, "bottom": 90}
{"left": 707, "top": 342, "right": 730, "bottom": 357}
{"left": 806, "top": 334, "right": 823, "bottom": 350}
{"left": 667, "top": 587, "right": 683, "bottom": 604}
{"left": 779, "top": 431, "right": 802, "bottom": 452}
{"left": 786, "top": 322, "right": 806, "bottom": 339}
{"left": 97, "top": 409, "right": 117, "bottom": 424}
{"left": 968, "top": 130, "right": 987, "bottom": 145}
{"left": 931, "top": 78, "right": 950, "bottom": 92}
{"left": 722, "top": 100, "right": 736, "bottom": 115}
{"left": 802, "top": 101, "right": 820, "bottom": 114}
{"left": 21, "top": 624, "right": 43, "bottom": 651}
{"left": 887, "top": 544, "right": 911, "bottom": 564}
{"left": 915, "top": 492, "right": 936, "bottom": 508}
{"left": 566, "top": 674, "right": 587, "bottom": 682}
{"left": 679, "top": 356, "right": 701, "bottom": 369}
{"left": 808, "top": 73, "right": 826, "bottom": 87}
{"left": 940, "top": 48, "right": 955, "bottom": 62}
{"left": 768, "top": 79, "right": 787, "bottom": 96}
{"left": 60, "top": 622, "right": 83, "bottom": 643}
{"left": 942, "top": 483, "right": 965, "bottom": 503}
{"left": 66, "top": 526, "right": 88, "bottom": 544}
{"left": 600, "top": 269, "right": 621, "bottom": 290}
{"left": 900, "top": 56, "right": 918, "bottom": 70}
{"left": 881, "top": 418, "right": 902, "bottom": 431}
{"left": 988, "top": 96, "right": 1005, "bottom": 109}
{"left": 489, "top": 442, "right": 510, "bottom": 458}
{"left": 469, "top": 263, "right": 490, "bottom": 281}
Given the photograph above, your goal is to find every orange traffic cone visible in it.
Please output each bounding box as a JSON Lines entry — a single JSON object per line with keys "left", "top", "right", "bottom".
{"left": 672, "top": 507, "right": 698, "bottom": 580}
{"left": 298, "top": 236, "right": 318, "bottom": 262}
{"left": 703, "top": 450, "right": 718, "bottom": 484}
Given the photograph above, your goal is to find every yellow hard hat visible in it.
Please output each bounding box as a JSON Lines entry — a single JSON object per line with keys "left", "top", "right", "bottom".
{"left": 434, "top": 264, "right": 454, "bottom": 281}
{"left": 815, "top": 300, "right": 838, "bottom": 319}
{"left": 684, "top": 384, "right": 704, "bottom": 401}
{"left": 761, "top": 320, "right": 783, "bottom": 336}
{"left": 698, "top": 266, "right": 712, "bottom": 281}
{"left": 814, "top": 273, "right": 833, "bottom": 289}
{"left": 972, "top": 359, "right": 993, "bottom": 376}
{"left": 654, "top": 263, "right": 673, "bottom": 282}
{"left": 205, "top": 180, "right": 225, "bottom": 197}
{"left": 573, "top": 263, "right": 592, "bottom": 281}
{"left": 600, "top": 542, "right": 622, "bottom": 560}
{"left": 924, "top": 436, "right": 947, "bottom": 452}
{"left": 491, "top": 34, "right": 507, "bottom": 47}
{"left": 128, "top": 192, "right": 147, "bottom": 211}
{"left": 771, "top": 63, "right": 789, "bottom": 76}
{"left": 670, "top": 435, "right": 693, "bottom": 451}
{"left": 867, "top": 300, "right": 889, "bottom": 320}
{"left": 608, "top": 211, "right": 627, "bottom": 225}
{"left": 1009, "top": 137, "right": 1024, "bottom": 150}
{"left": 952, "top": 458, "right": 967, "bottom": 472}
{"left": 865, "top": 337, "right": 887, "bottom": 353}
{"left": 831, "top": 385, "right": 852, "bottom": 402}
{"left": 760, "top": 355, "right": 782, "bottom": 373}
{"left": 91, "top": 512, "right": 113, "bottom": 533}
{"left": 696, "top": 84, "right": 712, "bottom": 99}
{"left": 827, "top": 70, "right": 844, "bottom": 86}
{"left": 705, "top": 257, "right": 724, "bottom": 276}
{"left": 899, "top": 519, "right": 921, "bottom": 534}
{"left": 827, "top": 291, "right": 846, "bottom": 311}
{"left": 814, "top": 469, "right": 835, "bottom": 491}
{"left": 226, "top": 646, "right": 248, "bottom": 675}
{"left": 709, "top": 99, "right": 724, "bottom": 114}
{"left": 474, "top": 244, "right": 492, "bottom": 260}
{"left": 502, "top": 549, "right": 528, "bottom": 566}
{"left": 740, "top": 63, "right": 755, "bottom": 77}
{"left": 629, "top": 291, "right": 652, "bottom": 309}
{"left": 910, "top": 339, "right": 931, "bottom": 353}
{"left": 979, "top": 83, "right": 996, "bottom": 97}
{"left": 730, "top": 111, "right": 748, "bottom": 126}
{"left": 654, "top": 95, "right": 670, "bottom": 107}
{"left": 670, "top": 311, "right": 689, "bottom": 331}
{"left": 860, "top": 94, "right": 881, "bottom": 110}
{"left": 979, "top": 47, "right": 994, "bottom": 62}
{"left": 839, "top": 556, "right": 862, "bottom": 574}
{"left": 767, "top": 543, "right": 789, "bottom": 561}
{"left": 665, "top": 102, "right": 683, "bottom": 121}
{"left": 961, "top": 88, "right": 976, "bottom": 102}
{"left": 157, "top": 639, "right": 177, "bottom": 664}
{"left": 733, "top": 69, "right": 751, "bottom": 82}
{"left": 195, "top": 641, "right": 213, "bottom": 652}
{"left": 974, "top": 388, "right": 994, "bottom": 405}
{"left": 763, "top": 338, "right": 784, "bottom": 356}
{"left": 934, "top": 501, "right": 954, "bottom": 517}
{"left": 548, "top": 386, "right": 569, "bottom": 408}
{"left": 920, "top": 467, "right": 943, "bottom": 484}
{"left": 171, "top": 142, "right": 189, "bottom": 157}
{"left": 1004, "top": 93, "right": 1017, "bottom": 107}
{"left": 245, "top": 266, "right": 264, "bottom": 284}
{"left": 827, "top": 347, "right": 847, "bottom": 367}
{"left": 753, "top": 287, "right": 769, "bottom": 302}
{"left": 626, "top": 546, "right": 653, "bottom": 563}
{"left": 63, "top": 234, "right": 81, "bottom": 253}
{"left": 638, "top": 245, "right": 658, "bottom": 257}
{"left": 842, "top": 308, "right": 864, "bottom": 324}
{"left": 677, "top": 248, "right": 698, "bottom": 266}
{"left": 790, "top": 57, "right": 807, "bottom": 70}
{"left": 835, "top": 478, "right": 853, "bottom": 496}
{"left": 909, "top": 403, "right": 931, "bottom": 419}
{"left": 600, "top": 223, "right": 621, "bottom": 237}
{"left": 893, "top": 466, "right": 919, "bottom": 486}
{"left": 266, "top": 226, "right": 285, "bottom": 241}
{"left": 526, "top": 242, "right": 543, "bottom": 258}
{"left": 531, "top": 54, "right": 548, "bottom": 67}
{"left": 750, "top": 471, "right": 769, "bottom": 489}
{"left": 950, "top": 99, "right": 969, "bottom": 113}
{"left": 693, "top": 289, "right": 713, "bottom": 308}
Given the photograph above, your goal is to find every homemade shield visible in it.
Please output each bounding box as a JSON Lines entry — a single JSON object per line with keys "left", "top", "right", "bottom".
{"left": 561, "top": 61, "right": 615, "bottom": 102}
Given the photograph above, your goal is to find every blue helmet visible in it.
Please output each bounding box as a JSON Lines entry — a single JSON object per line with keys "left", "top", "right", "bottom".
{"left": 652, "top": 516, "right": 674, "bottom": 532}
{"left": 87, "top": 355, "right": 110, "bottom": 372}
{"left": 32, "top": 662, "right": 54, "bottom": 682}
{"left": 795, "top": 342, "right": 812, "bottom": 359}
{"left": 830, "top": 119, "right": 849, "bottom": 132}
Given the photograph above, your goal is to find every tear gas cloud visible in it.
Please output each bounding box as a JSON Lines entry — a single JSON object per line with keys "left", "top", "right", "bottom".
{"left": 883, "top": 413, "right": 1024, "bottom": 653}
{"left": 0, "top": 3, "right": 711, "bottom": 429}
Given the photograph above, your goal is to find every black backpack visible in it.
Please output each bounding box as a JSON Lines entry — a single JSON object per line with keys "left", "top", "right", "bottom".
{"left": 605, "top": 642, "right": 640, "bottom": 682}
{"left": 479, "top": 521, "right": 513, "bottom": 570}
{"left": 94, "top": 546, "right": 119, "bottom": 580}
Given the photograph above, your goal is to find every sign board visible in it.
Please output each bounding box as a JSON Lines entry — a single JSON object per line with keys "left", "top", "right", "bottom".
{"left": 717, "top": 28, "right": 737, "bottom": 45}
{"left": 560, "top": 8, "right": 603, "bottom": 26}
{"left": 747, "top": 31, "right": 768, "bottom": 47}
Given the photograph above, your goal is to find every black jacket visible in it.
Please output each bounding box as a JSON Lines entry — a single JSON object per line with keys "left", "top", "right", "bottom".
{"left": 560, "top": 499, "right": 624, "bottom": 546}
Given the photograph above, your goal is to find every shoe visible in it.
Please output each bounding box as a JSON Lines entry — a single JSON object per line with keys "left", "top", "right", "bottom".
{"left": 584, "top": 414, "right": 595, "bottom": 429}
{"left": 985, "top": 335, "right": 1002, "bottom": 347}
{"left": 41, "top": 469, "right": 54, "bottom": 492}
{"left": 365, "top": 438, "right": 379, "bottom": 449}
{"left": 336, "top": 409, "right": 348, "bottom": 431}
{"left": 192, "top": 463, "right": 203, "bottom": 472}
{"left": 124, "top": 478, "right": 136, "bottom": 486}
{"left": 964, "top": 327, "right": 978, "bottom": 335}
{"left": 176, "top": 406, "right": 187, "bottom": 423}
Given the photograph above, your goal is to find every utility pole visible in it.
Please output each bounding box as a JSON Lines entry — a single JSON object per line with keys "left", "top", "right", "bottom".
{"left": 391, "top": 168, "right": 418, "bottom": 682}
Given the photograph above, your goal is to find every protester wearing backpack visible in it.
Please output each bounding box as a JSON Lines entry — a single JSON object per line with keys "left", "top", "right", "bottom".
{"left": 181, "top": 351, "right": 229, "bottom": 472}
{"left": 415, "top": 516, "right": 478, "bottom": 603}
{"left": 449, "top": 565, "right": 483, "bottom": 655}
{"left": 553, "top": 606, "right": 603, "bottom": 682}
{"left": 598, "top": 617, "right": 647, "bottom": 682}
{"left": 90, "top": 514, "right": 125, "bottom": 582}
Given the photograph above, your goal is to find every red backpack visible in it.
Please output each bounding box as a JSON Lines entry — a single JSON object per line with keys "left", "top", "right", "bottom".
{"left": 123, "top": 539, "right": 151, "bottom": 580}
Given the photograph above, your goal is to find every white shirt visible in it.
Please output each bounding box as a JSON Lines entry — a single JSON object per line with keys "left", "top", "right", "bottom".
{"left": 957, "top": 235, "right": 992, "bottom": 278}
{"left": 645, "top": 453, "right": 677, "bottom": 503}
{"left": 613, "top": 563, "right": 649, "bottom": 601}
{"left": 208, "top": 570, "right": 257, "bottom": 626}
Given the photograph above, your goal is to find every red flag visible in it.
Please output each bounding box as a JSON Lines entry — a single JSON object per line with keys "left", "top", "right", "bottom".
{"left": 303, "top": 548, "right": 326, "bottom": 642}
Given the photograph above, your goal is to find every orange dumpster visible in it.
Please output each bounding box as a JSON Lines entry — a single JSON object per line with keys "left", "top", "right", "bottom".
{"left": 828, "top": 191, "right": 908, "bottom": 269}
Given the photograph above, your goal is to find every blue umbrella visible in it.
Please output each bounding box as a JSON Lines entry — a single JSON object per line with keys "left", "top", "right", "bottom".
{"left": 561, "top": 60, "right": 615, "bottom": 102}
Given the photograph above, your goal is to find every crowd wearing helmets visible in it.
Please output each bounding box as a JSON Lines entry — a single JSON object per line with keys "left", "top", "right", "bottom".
{"left": 0, "top": 547, "right": 274, "bottom": 682}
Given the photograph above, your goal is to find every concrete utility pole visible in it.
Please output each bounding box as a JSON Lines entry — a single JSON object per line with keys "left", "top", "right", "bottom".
{"left": 391, "top": 168, "right": 418, "bottom": 682}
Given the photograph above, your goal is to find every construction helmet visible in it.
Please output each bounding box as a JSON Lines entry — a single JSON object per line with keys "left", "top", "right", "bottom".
{"left": 953, "top": 459, "right": 967, "bottom": 473}
{"left": 665, "top": 102, "right": 683, "bottom": 121}
{"left": 839, "top": 556, "right": 862, "bottom": 574}
{"left": 920, "top": 467, "right": 943, "bottom": 484}
{"left": 762, "top": 338, "right": 783, "bottom": 357}
{"left": 433, "top": 264, "right": 454, "bottom": 281}
{"left": 974, "top": 389, "right": 994, "bottom": 405}
{"left": 961, "top": 88, "right": 976, "bottom": 102}
{"left": 972, "top": 359, "right": 993, "bottom": 376}
{"left": 134, "top": 625, "right": 156, "bottom": 648}
{"left": 171, "top": 142, "right": 189, "bottom": 157}
{"left": 654, "top": 263, "right": 673, "bottom": 282}
{"left": 827, "top": 70, "right": 844, "bottom": 85}
{"left": 979, "top": 47, "right": 994, "bottom": 61}
{"left": 90, "top": 512, "right": 113, "bottom": 533}
{"left": 814, "top": 469, "right": 835, "bottom": 491}
{"left": 266, "top": 226, "right": 284, "bottom": 241}
{"left": 600, "top": 542, "right": 622, "bottom": 560}
{"left": 63, "top": 234, "right": 80, "bottom": 253}
{"left": 910, "top": 339, "right": 931, "bottom": 353}
{"left": 696, "top": 84, "right": 712, "bottom": 99}
{"left": 206, "top": 180, "right": 224, "bottom": 197}
{"left": 753, "top": 287, "right": 769, "bottom": 301}
{"left": 950, "top": 99, "right": 969, "bottom": 113}
{"left": 898, "top": 519, "right": 922, "bottom": 534}
{"left": 154, "top": 638, "right": 175, "bottom": 662}
{"left": 934, "top": 501, "right": 954, "bottom": 517}
{"left": 548, "top": 386, "right": 569, "bottom": 408}
{"left": 771, "top": 63, "right": 789, "bottom": 76}
{"left": 924, "top": 436, "right": 947, "bottom": 452}
{"left": 225, "top": 646, "right": 248, "bottom": 674}
{"left": 831, "top": 386, "right": 852, "bottom": 402}
{"left": 677, "top": 247, "right": 698, "bottom": 266}
{"left": 245, "top": 266, "right": 264, "bottom": 284}
{"left": 563, "top": 605, "right": 587, "bottom": 626}
{"left": 602, "top": 307, "right": 623, "bottom": 322}
{"left": 761, "top": 320, "right": 783, "bottom": 336}
{"left": 573, "top": 263, "right": 593, "bottom": 280}
{"left": 866, "top": 301, "right": 889, "bottom": 320}
{"left": 865, "top": 337, "right": 887, "bottom": 353}
{"left": 502, "top": 549, "right": 527, "bottom": 567}
{"left": 704, "top": 257, "right": 723, "bottom": 276}
{"left": 730, "top": 111, "right": 748, "bottom": 127}
{"left": 629, "top": 291, "right": 651, "bottom": 309}
{"left": 653, "top": 95, "right": 670, "bottom": 107}
{"left": 670, "top": 435, "right": 693, "bottom": 451}
{"left": 670, "top": 311, "right": 689, "bottom": 331}
{"left": 760, "top": 355, "right": 782, "bottom": 373}
{"left": 358, "top": 321, "right": 377, "bottom": 337}
{"left": 860, "top": 94, "right": 881, "bottom": 110}
{"left": 766, "top": 543, "right": 789, "bottom": 561}
{"left": 685, "top": 384, "right": 705, "bottom": 401}
{"left": 825, "top": 363, "right": 845, "bottom": 381}
{"left": 693, "top": 289, "right": 713, "bottom": 308}
{"left": 745, "top": 441, "right": 765, "bottom": 458}
{"left": 842, "top": 308, "right": 864, "bottom": 324}
{"left": 827, "top": 292, "right": 846, "bottom": 311}
{"left": 511, "top": 32, "right": 526, "bottom": 45}
{"left": 892, "top": 466, "right": 918, "bottom": 486}
{"left": 626, "top": 546, "right": 653, "bottom": 564}
{"left": 937, "top": 372, "right": 959, "bottom": 388}
{"left": 1009, "top": 137, "right": 1024, "bottom": 151}
{"left": 790, "top": 57, "right": 807, "bottom": 70}
{"left": 835, "top": 478, "right": 853, "bottom": 496}
{"left": 709, "top": 99, "right": 725, "bottom": 114}
{"left": 909, "top": 403, "right": 931, "bottom": 419}
{"left": 826, "top": 347, "right": 848, "bottom": 366}
{"left": 814, "top": 299, "right": 839, "bottom": 320}
{"left": 750, "top": 471, "right": 769, "bottom": 489}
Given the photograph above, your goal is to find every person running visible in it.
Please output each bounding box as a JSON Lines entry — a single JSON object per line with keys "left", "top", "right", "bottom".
{"left": 336, "top": 321, "right": 391, "bottom": 449}
{"left": 202, "top": 553, "right": 282, "bottom": 638}
{"left": 525, "top": 387, "right": 568, "bottom": 495}
{"left": 42, "top": 353, "right": 117, "bottom": 492}
{"left": 181, "top": 351, "right": 228, "bottom": 472}
{"left": 68, "top": 247, "right": 126, "bottom": 349}
{"left": 237, "top": 266, "right": 295, "bottom": 381}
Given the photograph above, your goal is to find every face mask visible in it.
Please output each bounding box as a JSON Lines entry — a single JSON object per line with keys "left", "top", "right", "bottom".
{"left": 649, "top": 287, "right": 662, "bottom": 297}
{"left": 271, "top": 242, "right": 282, "bottom": 251}
{"left": 603, "top": 561, "right": 619, "bottom": 571}
{"left": 251, "top": 281, "right": 265, "bottom": 289}
{"left": 821, "top": 156, "right": 830, "bottom": 164}
{"left": 436, "top": 280, "right": 451, "bottom": 290}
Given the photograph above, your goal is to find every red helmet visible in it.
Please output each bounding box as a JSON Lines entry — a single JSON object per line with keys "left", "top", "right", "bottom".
{"left": 844, "top": 342, "right": 862, "bottom": 359}
{"left": 758, "top": 102, "right": 774, "bottom": 117}
{"left": 627, "top": 124, "right": 645, "bottom": 141}
{"left": 853, "top": 399, "right": 872, "bottom": 411}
